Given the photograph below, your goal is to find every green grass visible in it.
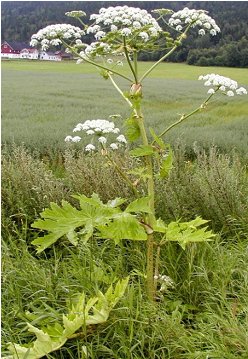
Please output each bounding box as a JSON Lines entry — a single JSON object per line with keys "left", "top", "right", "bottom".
{"left": 2, "top": 60, "right": 248, "bottom": 156}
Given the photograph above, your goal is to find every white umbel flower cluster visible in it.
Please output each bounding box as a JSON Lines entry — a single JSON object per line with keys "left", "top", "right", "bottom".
{"left": 168, "top": 7, "right": 220, "bottom": 36}
{"left": 199, "top": 74, "right": 248, "bottom": 96}
{"left": 30, "top": 24, "right": 84, "bottom": 50}
{"left": 88, "top": 5, "right": 162, "bottom": 38}
{"left": 65, "top": 119, "right": 127, "bottom": 152}
{"left": 79, "top": 5, "right": 162, "bottom": 58}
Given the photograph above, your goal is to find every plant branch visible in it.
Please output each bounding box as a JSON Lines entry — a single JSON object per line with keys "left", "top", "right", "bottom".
{"left": 139, "top": 27, "right": 191, "bottom": 82}
{"left": 123, "top": 36, "right": 138, "bottom": 84}
{"left": 108, "top": 73, "right": 133, "bottom": 109}
{"left": 156, "top": 92, "right": 215, "bottom": 140}
{"left": 61, "top": 40, "right": 133, "bottom": 82}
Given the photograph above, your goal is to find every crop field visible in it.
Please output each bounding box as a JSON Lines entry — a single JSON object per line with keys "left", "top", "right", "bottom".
{"left": 2, "top": 60, "right": 248, "bottom": 156}
{"left": 2, "top": 60, "right": 248, "bottom": 358}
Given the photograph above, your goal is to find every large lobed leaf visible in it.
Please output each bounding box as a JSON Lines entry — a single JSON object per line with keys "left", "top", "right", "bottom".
{"left": 5, "top": 278, "right": 129, "bottom": 359}
{"left": 31, "top": 194, "right": 148, "bottom": 253}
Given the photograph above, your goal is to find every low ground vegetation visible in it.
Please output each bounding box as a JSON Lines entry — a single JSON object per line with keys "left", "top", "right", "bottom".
{"left": 2, "top": 144, "right": 248, "bottom": 358}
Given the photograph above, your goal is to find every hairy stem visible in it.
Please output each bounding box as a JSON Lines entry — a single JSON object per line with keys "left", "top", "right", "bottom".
{"left": 134, "top": 102, "right": 156, "bottom": 301}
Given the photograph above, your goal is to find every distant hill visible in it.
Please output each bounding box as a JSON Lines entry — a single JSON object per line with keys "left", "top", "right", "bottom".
{"left": 1, "top": 1, "right": 248, "bottom": 67}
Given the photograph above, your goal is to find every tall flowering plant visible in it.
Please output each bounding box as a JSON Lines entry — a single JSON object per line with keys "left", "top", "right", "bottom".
{"left": 30, "top": 6, "right": 247, "bottom": 302}
{"left": 5, "top": 6, "right": 247, "bottom": 358}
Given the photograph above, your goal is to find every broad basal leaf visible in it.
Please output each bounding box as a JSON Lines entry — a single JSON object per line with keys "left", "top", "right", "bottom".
{"left": 5, "top": 278, "right": 129, "bottom": 359}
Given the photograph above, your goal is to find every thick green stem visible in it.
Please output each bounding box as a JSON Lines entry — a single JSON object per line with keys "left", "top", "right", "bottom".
{"left": 134, "top": 102, "right": 156, "bottom": 301}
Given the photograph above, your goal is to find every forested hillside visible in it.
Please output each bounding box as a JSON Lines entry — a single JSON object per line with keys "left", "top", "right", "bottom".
{"left": 1, "top": 1, "right": 248, "bottom": 67}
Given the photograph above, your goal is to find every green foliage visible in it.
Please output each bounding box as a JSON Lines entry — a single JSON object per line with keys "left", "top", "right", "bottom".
{"left": 32, "top": 193, "right": 149, "bottom": 252}
{"left": 5, "top": 278, "right": 129, "bottom": 359}
{"left": 125, "top": 114, "right": 141, "bottom": 142}
{"left": 130, "top": 145, "right": 154, "bottom": 157}
{"left": 165, "top": 217, "right": 216, "bottom": 249}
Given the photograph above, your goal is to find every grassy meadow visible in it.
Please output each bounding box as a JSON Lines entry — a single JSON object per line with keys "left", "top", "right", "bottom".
{"left": 2, "top": 60, "right": 248, "bottom": 358}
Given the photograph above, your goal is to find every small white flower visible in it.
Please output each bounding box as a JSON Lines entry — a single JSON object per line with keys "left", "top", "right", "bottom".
{"left": 72, "top": 136, "right": 81, "bottom": 142}
{"left": 65, "top": 135, "right": 73, "bottom": 142}
{"left": 227, "top": 90, "right": 234, "bottom": 97}
{"left": 95, "top": 31, "right": 106, "bottom": 40}
{"left": 236, "top": 87, "right": 247, "bottom": 95}
{"left": 220, "top": 85, "right": 226, "bottom": 91}
{"left": 110, "top": 143, "right": 118, "bottom": 150}
{"left": 116, "top": 134, "right": 127, "bottom": 144}
{"left": 207, "top": 88, "right": 215, "bottom": 94}
{"left": 139, "top": 32, "right": 149, "bottom": 42}
{"left": 107, "top": 58, "right": 113, "bottom": 64}
{"left": 198, "top": 29, "right": 205, "bottom": 36}
{"left": 85, "top": 144, "right": 96, "bottom": 152}
{"left": 98, "top": 136, "right": 107, "bottom": 144}
{"left": 121, "top": 28, "right": 132, "bottom": 36}
{"left": 176, "top": 25, "right": 183, "bottom": 31}
{"left": 86, "top": 129, "right": 95, "bottom": 135}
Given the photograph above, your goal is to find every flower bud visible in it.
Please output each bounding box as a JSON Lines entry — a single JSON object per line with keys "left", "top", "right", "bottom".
{"left": 130, "top": 83, "right": 142, "bottom": 97}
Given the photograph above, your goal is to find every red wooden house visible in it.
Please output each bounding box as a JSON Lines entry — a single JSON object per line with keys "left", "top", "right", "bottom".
{"left": 1, "top": 41, "right": 30, "bottom": 58}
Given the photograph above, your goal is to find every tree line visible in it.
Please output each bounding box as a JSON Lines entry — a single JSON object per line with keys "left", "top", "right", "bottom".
{"left": 1, "top": 1, "right": 248, "bottom": 67}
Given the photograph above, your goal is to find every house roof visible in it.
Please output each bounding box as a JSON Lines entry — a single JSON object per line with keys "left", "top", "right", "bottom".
{"left": 2, "top": 41, "right": 31, "bottom": 51}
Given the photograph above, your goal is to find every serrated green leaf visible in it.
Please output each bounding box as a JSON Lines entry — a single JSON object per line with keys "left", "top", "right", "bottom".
{"left": 125, "top": 197, "right": 152, "bottom": 214}
{"left": 149, "top": 128, "right": 166, "bottom": 149}
{"left": 31, "top": 195, "right": 120, "bottom": 253}
{"left": 166, "top": 217, "right": 215, "bottom": 249}
{"left": 125, "top": 115, "right": 140, "bottom": 142}
{"left": 160, "top": 145, "right": 173, "bottom": 178}
{"left": 6, "top": 278, "right": 129, "bottom": 359}
{"left": 127, "top": 166, "right": 151, "bottom": 181}
{"left": 153, "top": 218, "right": 167, "bottom": 233}
{"left": 130, "top": 145, "right": 154, "bottom": 157}
{"left": 99, "top": 213, "right": 147, "bottom": 243}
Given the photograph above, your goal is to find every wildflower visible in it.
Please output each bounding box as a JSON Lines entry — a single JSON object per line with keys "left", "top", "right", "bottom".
{"left": 86, "top": 130, "right": 95, "bottom": 135}
{"left": 98, "top": 136, "right": 107, "bottom": 144}
{"left": 110, "top": 143, "right": 118, "bottom": 150}
{"left": 65, "top": 135, "right": 73, "bottom": 142}
{"left": 65, "top": 10, "right": 86, "bottom": 18}
{"left": 168, "top": 7, "right": 220, "bottom": 36}
{"left": 121, "top": 28, "right": 132, "bottom": 36}
{"left": 236, "top": 87, "right": 247, "bottom": 95}
{"left": 116, "top": 134, "right": 127, "bottom": 144}
{"left": 199, "top": 74, "right": 247, "bottom": 96}
{"left": 198, "top": 29, "right": 205, "bottom": 36}
{"left": 72, "top": 136, "right": 81, "bottom": 142}
{"left": 207, "top": 88, "right": 215, "bottom": 94}
{"left": 85, "top": 144, "right": 96, "bottom": 152}
{"left": 31, "top": 24, "right": 84, "bottom": 50}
